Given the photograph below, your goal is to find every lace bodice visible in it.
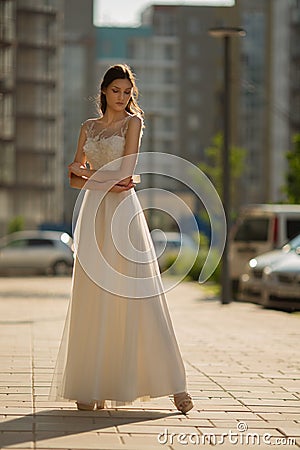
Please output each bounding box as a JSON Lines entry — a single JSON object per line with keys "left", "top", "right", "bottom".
{"left": 83, "top": 116, "right": 133, "bottom": 170}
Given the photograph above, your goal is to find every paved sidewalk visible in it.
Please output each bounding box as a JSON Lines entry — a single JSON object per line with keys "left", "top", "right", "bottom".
{"left": 0, "top": 277, "right": 299, "bottom": 449}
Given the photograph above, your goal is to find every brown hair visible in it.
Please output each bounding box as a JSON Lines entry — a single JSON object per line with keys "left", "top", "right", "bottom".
{"left": 96, "top": 64, "right": 143, "bottom": 117}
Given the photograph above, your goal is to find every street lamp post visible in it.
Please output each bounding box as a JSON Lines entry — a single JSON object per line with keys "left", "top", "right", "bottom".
{"left": 209, "top": 27, "right": 246, "bottom": 305}
{"left": 146, "top": 112, "right": 155, "bottom": 230}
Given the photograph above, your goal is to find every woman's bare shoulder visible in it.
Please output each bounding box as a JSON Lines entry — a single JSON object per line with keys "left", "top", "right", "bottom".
{"left": 127, "top": 114, "right": 143, "bottom": 129}
{"left": 81, "top": 117, "right": 101, "bottom": 128}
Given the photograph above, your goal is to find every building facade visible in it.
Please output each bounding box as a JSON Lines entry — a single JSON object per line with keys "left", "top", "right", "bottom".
{"left": 290, "top": 0, "right": 300, "bottom": 138}
{"left": 96, "top": 4, "right": 240, "bottom": 204}
{"left": 63, "top": 0, "right": 96, "bottom": 225}
{"left": 96, "top": 1, "right": 300, "bottom": 212}
{"left": 239, "top": 0, "right": 300, "bottom": 204}
{"left": 0, "top": 0, "right": 64, "bottom": 235}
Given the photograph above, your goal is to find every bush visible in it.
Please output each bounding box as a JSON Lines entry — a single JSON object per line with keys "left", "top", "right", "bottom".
{"left": 7, "top": 216, "right": 24, "bottom": 234}
{"left": 158, "top": 232, "right": 221, "bottom": 284}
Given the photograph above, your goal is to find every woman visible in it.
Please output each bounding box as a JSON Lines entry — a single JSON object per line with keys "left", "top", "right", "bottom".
{"left": 49, "top": 64, "right": 193, "bottom": 414}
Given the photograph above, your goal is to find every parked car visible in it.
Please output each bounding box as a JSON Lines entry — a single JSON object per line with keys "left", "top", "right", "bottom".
{"left": 261, "top": 249, "right": 300, "bottom": 312}
{"left": 0, "top": 230, "right": 74, "bottom": 276}
{"left": 151, "top": 231, "right": 198, "bottom": 272}
{"left": 238, "top": 233, "right": 300, "bottom": 303}
{"left": 229, "top": 204, "right": 300, "bottom": 292}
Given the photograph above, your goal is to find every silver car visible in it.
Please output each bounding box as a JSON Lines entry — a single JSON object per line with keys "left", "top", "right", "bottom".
{"left": 0, "top": 230, "right": 74, "bottom": 276}
{"left": 261, "top": 249, "right": 300, "bottom": 311}
{"left": 238, "top": 234, "right": 300, "bottom": 303}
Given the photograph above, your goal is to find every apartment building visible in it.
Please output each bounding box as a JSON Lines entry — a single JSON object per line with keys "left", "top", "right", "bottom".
{"left": 97, "top": 4, "right": 240, "bottom": 198}
{"left": 63, "top": 0, "right": 96, "bottom": 224}
{"left": 290, "top": 0, "right": 300, "bottom": 138}
{"left": 0, "top": 0, "right": 63, "bottom": 235}
{"left": 0, "top": 0, "right": 15, "bottom": 231}
{"left": 239, "top": 0, "right": 300, "bottom": 204}
{"left": 96, "top": 1, "right": 300, "bottom": 211}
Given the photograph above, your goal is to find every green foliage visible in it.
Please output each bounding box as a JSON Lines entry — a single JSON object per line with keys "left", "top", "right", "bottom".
{"left": 188, "top": 248, "right": 221, "bottom": 284}
{"left": 198, "top": 132, "right": 246, "bottom": 214}
{"left": 159, "top": 232, "right": 221, "bottom": 284}
{"left": 7, "top": 216, "right": 24, "bottom": 234}
{"left": 284, "top": 134, "right": 300, "bottom": 204}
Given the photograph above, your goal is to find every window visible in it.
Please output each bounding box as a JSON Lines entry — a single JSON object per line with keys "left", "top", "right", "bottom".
{"left": 286, "top": 219, "right": 300, "bottom": 240}
{"left": 154, "top": 11, "right": 177, "bottom": 36}
{"left": 234, "top": 218, "right": 270, "bottom": 242}
{"left": 27, "top": 239, "right": 54, "bottom": 247}
{"left": 164, "top": 68, "right": 177, "bottom": 83}
{"left": 187, "top": 114, "right": 199, "bottom": 130}
{"left": 187, "top": 17, "right": 206, "bottom": 35}
{"left": 187, "top": 67, "right": 201, "bottom": 83}
{"left": 187, "top": 43, "right": 199, "bottom": 59}
{"left": 188, "top": 17, "right": 199, "bottom": 35}
{"left": 187, "top": 91, "right": 201, "bottom": 107}
{"left": 164, "top": 44, "right": 175, "bottom": 60}
{"left": 0, "top": 142, "right": 15, "bottom": 183}
{"left": 188, "top": 140, "right": 199, "bottom": 155}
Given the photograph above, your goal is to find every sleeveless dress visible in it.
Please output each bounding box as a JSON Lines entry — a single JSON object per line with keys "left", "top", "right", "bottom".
{"left": 49, "top": 115, "right": 187, "bottom": 407}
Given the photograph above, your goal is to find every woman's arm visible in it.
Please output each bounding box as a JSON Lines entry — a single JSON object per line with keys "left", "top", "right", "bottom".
{"left": 70, "top": 122, "right": 88, "bottom": 166}
{"left": 68, "top": 116, "right": 143, "bottom": 183}
{"left": 69, "top": 173, "right": 134, "bottom": 192}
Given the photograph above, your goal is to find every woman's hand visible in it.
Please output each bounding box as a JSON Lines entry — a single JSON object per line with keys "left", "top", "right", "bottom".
{"left": 110, "top": 179, "right": 135, "bottom": 192}
{"left": 68, "top": 162, "right": 135, "bottom": 192}
{"left": 68, "top": 162, "right": 88, "bottom": 177}
{"left": 116, "top": 176, "right": 133, "bottom": 186}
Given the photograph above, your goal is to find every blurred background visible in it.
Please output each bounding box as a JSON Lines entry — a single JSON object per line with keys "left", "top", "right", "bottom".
{"left": 1, "top": 0, "right": 300, "bottom": 233}
{"left": 0, "top": 0, "right": 300, "bottom": 298}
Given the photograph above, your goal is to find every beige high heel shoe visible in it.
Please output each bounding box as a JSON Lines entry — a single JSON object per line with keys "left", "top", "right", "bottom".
{"left": 96, "top": 400, "right": 106, "bottom": 409}
{"left": 173, "top": 392, "right": 194, "bottom": 414}
{"left": 76, "top": 401, "right": 95, "bottom": 411}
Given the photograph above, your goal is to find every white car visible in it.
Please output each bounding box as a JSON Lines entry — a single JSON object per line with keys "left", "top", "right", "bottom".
{"left": 238, "top": 234, "right": 300, "bottom": 303}
{"left": 0, "top": 230, "right": 74, "bottom": 276}
{"left": 261, "top": 249, "right": 300, "bottom": 311}
{"left": 229, "top": 204, "right": 300, "bottom": 292}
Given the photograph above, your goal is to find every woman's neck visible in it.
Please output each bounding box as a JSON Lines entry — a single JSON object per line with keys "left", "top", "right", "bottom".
{"left": 102, "top": 109, "right": 128, "bottom": 125}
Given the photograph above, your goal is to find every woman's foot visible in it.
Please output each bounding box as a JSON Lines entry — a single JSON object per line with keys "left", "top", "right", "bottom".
{"left": 76, "top": 401, "right": 95, "bottom": 411}
{"left": 173, "top": 392, "right": 194, "bottom": 414}
{"left": 96, "top": 400, "right": 106, "bottom": 409}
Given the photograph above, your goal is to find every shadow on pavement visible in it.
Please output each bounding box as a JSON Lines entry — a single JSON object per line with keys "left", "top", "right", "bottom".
{"left": 0, "top": 408, "right": 180, "bottom": 447}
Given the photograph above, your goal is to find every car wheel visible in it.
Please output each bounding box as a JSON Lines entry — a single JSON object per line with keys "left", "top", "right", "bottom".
{"left": 52, "top": 260, "right": 71, "bottom": 276}
{"left": 261, "top": 290, "right": 272, "bottom": 309}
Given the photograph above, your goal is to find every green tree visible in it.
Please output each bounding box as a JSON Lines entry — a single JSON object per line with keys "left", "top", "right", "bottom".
{"left": 284, "top": 134, "right": 300, "bottom": 204}
{"left": 198, "top": 132, "right": 246, "bottom": 215}
{"left": 7, "top": 216, "right": 24, "bottom": 234}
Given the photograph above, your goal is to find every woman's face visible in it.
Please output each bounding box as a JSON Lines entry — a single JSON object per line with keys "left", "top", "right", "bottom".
{"left": 103, "top": 78, "right": 133, "bottom": 112}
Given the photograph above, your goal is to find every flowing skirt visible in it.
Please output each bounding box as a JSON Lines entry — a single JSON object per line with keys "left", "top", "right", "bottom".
{"left": 49, "top": 188, "right": 187, "bottom": 406}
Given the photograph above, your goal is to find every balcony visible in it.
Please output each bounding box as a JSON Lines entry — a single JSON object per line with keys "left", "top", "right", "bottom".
{"left": 16, "top": 110, "right": 57, "bottom": 122}
{"left": 0, "top": 134, "right": 14, "bottom": 142}
{"left": 18, "top": 40, "right": 57, "bottom": 51}
{"left": 16, "top": 145, "right": 56, "bottom": 156}
{"left": 6, "top": 182, "right": 55, "bottom": 191}
{"left": 290, "top": 42, "right": 300, "bottom": 60}
{"left": 17, "top": 1, "right": 58, "bottom": 17}
{"left": 291, "top": 8, "right": 300, "bottom": 26}
{"left": 0, "top": 75, "right": 14, "bottom": 93}
{"left": 16, "top": 73, "right": 56, "bottom": 87}
{"left": 0, "top": 23, "right": 15, "bottom": 46}
{"left": 0, "top": 37, "right": 14, "bottom": 48}
{"left": 0, "top": 118, "right": 14, "bottom": 140}
{"left": 290, "top": 83, "right": 300, "bottom": 93}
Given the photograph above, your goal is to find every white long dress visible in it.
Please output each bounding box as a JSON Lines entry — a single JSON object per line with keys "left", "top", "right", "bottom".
{"left": 49, "top": 115, "right": 187, "bottom": 406}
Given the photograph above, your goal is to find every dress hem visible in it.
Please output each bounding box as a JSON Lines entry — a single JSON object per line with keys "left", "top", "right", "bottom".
{"left": 49, "top": 387, "right": 187, "bottom": 407}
